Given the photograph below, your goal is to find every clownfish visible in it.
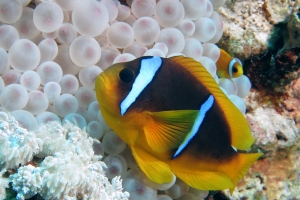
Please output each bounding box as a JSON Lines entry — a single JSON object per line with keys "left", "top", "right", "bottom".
{"left": 95, "top": 56, "right": 262, "bottom": 192}
{"left": 216, "top": 49, "right": 243, "bottom": 78}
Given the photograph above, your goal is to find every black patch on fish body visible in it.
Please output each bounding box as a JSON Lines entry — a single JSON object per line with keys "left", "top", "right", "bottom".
{"left": 117, "top": 57, "right": 237, "bottom": 162}
{"left": 189, "top": 104, "right": 237, "bottom": 161}
{"left": 115, "top": 57, "right": 144, "bottom": 107}
{"left": 131, "top": 58, "right": 208, "bottom": 112}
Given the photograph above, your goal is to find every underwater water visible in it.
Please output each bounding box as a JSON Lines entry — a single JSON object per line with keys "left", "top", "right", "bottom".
{"left": 0, "top": 0, "right": 299, "bottom": 200}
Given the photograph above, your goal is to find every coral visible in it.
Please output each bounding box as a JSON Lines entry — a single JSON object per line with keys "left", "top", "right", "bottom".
{"left": 238, "top": 28, "right": 300, "bottom": 198}
{"left": 0, "top": 112, "right": 42, "bottom": 169}
{"left": 228, "top": 104, "right": 300, "bottom": 200}
{"left": 33, "top": 152, "right": 126, "bottom": 200}
{"left": 243, "top": 48, "right": 300, "bottom": 95}
{"left": 226, "top": 143, "right": 300, "bottom": 199}
{"left": 0, "top": 169, "right": 9, "bottom": 200}
{"left": 246, "top": 107, "right": 298, "bottom": 152}
{"left": 10, "top": 165, "right": 42, "bottom": 200}
{"left": 264, "top": 0, "right": 295, "bottom": 24}
{"left": 34, "top": 120, "right": 99, "bottom": 158}
{"left": 217, "top": 0, "right": 272, "bottom": 58}
{"left": 225, "top": 173, "right": 267, "bottom": 200}
{"left": 8, "top": 119, "right": 129, "bottom": 200}
{"left": 282, "top": 65, "right": 300, "bottom": 125}
{"left": 243, "top": 48, "right": 300, "bottom": 122}
{"left": 286, "top": 8, "right": 300, "bottom": 49}
{"left": 216, "top": 0, "right": 295, "bottom": 59}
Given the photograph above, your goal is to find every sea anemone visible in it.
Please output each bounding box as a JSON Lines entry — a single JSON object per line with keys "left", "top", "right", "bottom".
{"left": 43, "top": 81, "right": 61, "bottom": 103}
{"left": 0, "top": 84, "right": 28, "bottom": 111}
{"left": 107, "top": 22, "right": 135, "bottom": 49}
{"left": 0, "top": 0, "right": 23, "bottom": 24}
{"left": 38, "top": 38, "right": 58, "bottom": 63}
{"left": 20, "top": 71, "right": 41, "bottom": 91}
{"left": 33, "top": 2, "right": 64, "bottom": 33}
{"left": 0, "top": 25, "right": 19, "bottom": 51}
{"left": 69, "top": 35, "right": 101, "bottom": 67}
{"left": 53, "top": 93, "right": 78, "bottom": 117}
{"left": 54, "top": 44, "right": 81, "bottom": 75}
{"left": 123, "top": 42, "right": 148, "bottom": 58}
{"left": 131, "top": 0, "right": 156, "bottom": 18}
{"left": 102, "top": 131, "right": 126, "bottom": 155}
{"left": 24, "top": 90, "right": 49, "bottom": 115}
{"left": 133, "top": 17, "right": 160, "bottom": 45}
{"left": 59, "top": 74, "right": 79, "bottom": 94}
{"left": 72, "top": 0, "right": 108, "bottom": 37}
{"left": 13, "top": 7, "right": 40, "bottom": 40}
{"left": 156, "top": 28, "right": 185, "bottom": 55}
{"left": 56, "top": 23, "right": 77, "bottom": 44}
{"left": 154, "top": 0, "right": 184, "bottom": 28}
{"left": 36, "top": 61, "right": 63, "bottom": 85}
{"left": 78, "top": 65, "right": 103, "bottom": 89}
{"left": 181, "top": 0, "right": 207, "bottom": 20}
{"left": 8, "top": 39, "right": 41, "bottom": 72}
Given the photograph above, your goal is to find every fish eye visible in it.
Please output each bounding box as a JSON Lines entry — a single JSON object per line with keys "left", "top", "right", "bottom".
{"left": 119, "top": 68, "right": 134, "bottom": 83}
{"left": 232, "top": 67, "right": 238, "bottom": 73}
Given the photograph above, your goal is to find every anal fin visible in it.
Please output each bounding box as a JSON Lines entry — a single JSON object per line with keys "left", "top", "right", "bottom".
{"left": 173, "top": 170, "right": 233, "bottom": 191}
{"left": 130, "top": 145, "right": 173, "bottom": 184}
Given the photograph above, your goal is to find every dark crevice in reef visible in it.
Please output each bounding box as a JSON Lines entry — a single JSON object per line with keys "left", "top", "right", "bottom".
{"left": 119, "top": 0, "right": 129, "bottom": 6}
{"left": 276, "top": 132, "right": 288, "bottom": 142}
{"left": 243, "top": 19, "right": 300, "bottom": 112}
{"left": 205, "top": 191, "right": 230, "bottom": 200}
{"left": 297, "top": 7, "right": 300, "bottom": 19}
{"left": 244, "top": 47, "right": 300, "bottom": 90}
{"left": 244, "top": 22, "right": 300, "bottom": 92}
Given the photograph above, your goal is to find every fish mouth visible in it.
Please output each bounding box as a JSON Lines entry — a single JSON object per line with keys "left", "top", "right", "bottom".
{"left": 97, "top": 74, "right": 118, "bottom": 114}
{"left": 99, "top": 72, "right": 112, "bottom": 91}
{"left": 99, "top": 74, "right": 106, "bottom": 84}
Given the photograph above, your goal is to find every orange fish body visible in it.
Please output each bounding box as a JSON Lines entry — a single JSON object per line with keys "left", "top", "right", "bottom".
{"left": 95, "top": 56, "right": 262, "bottom": 192}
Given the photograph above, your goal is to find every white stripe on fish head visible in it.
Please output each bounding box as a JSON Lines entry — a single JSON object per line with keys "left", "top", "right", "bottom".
{"left": 120, "top": 56, "right": 162, "bottom": 116}
{"left": 228, "top": 59, "right": 236, "bottom": 78}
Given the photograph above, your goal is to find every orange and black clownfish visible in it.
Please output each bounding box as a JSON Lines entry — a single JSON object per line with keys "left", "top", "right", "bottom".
{"left": 95, "top": 56, "right": 262, "bottom": 193}
{"left": 216, "top": 49, "right": 243, "bottom": 78}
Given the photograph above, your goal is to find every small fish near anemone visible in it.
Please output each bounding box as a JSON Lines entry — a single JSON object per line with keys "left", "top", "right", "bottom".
{"left": 95, "top": 56, "right": 262, "bottom": 193}
{"left": 216, "top": 49, "right": 243, "bottom": 78}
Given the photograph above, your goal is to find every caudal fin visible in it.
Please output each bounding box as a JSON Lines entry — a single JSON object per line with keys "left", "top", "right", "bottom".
{"left": 228, "top": 152, "right": 263, "bottom": 193}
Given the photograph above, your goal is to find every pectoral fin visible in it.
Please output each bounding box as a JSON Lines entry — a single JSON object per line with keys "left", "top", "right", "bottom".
{"left": 144, "top": 110, "right": 199, "bottom": 152}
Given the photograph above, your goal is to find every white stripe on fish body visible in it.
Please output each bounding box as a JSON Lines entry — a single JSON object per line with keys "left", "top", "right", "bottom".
{"left": 120, "top": 56, "right": 163, "bottom": 116}
{"left": 228, "top": 59, "right": 236, "bottom": 78}
{"left": 172, "top": 95, "right": 215, "bottom": 159}
{"left": 231, "top": 145, "right": 237, "bottom": 152}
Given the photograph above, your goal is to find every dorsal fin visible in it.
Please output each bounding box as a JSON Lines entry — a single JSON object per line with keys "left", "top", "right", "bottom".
{"left": 169, "top": 56, "right": 254, "bottom": 150}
